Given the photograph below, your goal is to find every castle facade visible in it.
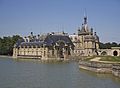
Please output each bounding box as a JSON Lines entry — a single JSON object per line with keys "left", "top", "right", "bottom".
{"left": 13, "top": 16, "right": 120, "bottom": 59}
{"left": 13, "top": 32, "right": 74, "bottom": 60}
{"left": 13, "top": 16, "right": 100, "bottom": 60}
{"left": 69, "top": 16, "right": 99, "bottom": 56}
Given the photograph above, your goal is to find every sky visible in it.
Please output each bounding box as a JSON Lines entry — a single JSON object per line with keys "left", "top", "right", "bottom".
{"left": 0, "top": 0, "right": 120, "bottom": 43}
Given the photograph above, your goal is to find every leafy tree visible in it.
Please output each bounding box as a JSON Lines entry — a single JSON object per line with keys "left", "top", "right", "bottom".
{"left": 104, "top": 42, "right": 111, "bottom": 49}
{"left": 99, "top": 42, "right": 105, "bottom": 49}
{"left": 99, "top": 42, "right": 120, "bottom": 49}
{"left": 118, "top": 43, "right": 120, "bottom": 46}
{"left": 111, "top": 42, "right": 118, "bottom": 47}
{"left": 0, "top": 35, "right": 22, "bottom": 56}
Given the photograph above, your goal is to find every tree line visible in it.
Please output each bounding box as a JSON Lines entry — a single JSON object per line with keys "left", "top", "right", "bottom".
{"left": 99, "top": 42, "right": 120, "bottom": 49}
{"left": 0, "top": 35, "right": 22, "bottom": 56}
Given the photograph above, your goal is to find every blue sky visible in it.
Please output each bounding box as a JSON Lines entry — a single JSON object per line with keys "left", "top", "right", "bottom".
{"left": 0, "top": 0, "right": 120, "bottom": 43}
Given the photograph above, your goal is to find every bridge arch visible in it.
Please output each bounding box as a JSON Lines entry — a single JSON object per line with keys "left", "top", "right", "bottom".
{"left": 113, "top": 50, "right": 118, "bottom": 56}
{"left": 101, "top": 51, "right": 107, "bottom": 56}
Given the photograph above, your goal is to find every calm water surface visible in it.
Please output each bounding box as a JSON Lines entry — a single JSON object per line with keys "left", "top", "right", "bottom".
{"left": 0, "top": 57, "right": 120, "bottom": 88}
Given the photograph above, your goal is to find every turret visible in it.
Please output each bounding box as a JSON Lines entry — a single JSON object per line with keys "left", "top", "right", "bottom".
{"left": 91, "top": 28, "right": 93, "bottom": 33}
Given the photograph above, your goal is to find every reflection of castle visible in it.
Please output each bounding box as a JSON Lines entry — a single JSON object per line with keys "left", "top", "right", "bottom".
{"left": 69, "top": 16, "right": 99, "bottom": 56}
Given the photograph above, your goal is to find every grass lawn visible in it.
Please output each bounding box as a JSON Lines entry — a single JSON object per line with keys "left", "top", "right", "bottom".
{"left": 100, "top": 56, "right": 120, "bottom": 62}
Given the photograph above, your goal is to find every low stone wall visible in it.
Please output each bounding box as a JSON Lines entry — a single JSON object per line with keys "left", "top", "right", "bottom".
{"left": 112, "top": 64, "right": 120, "bottom": 77}
{"left": 79, "top": 61, "right": 120, "bottom": 78}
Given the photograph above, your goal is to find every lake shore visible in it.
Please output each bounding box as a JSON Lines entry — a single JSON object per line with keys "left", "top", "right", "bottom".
{"left": 79, "top": 57, "right": 120, "bottom": 78}
{"left": 0, "top": 55, "right": 13, "bottom": 58}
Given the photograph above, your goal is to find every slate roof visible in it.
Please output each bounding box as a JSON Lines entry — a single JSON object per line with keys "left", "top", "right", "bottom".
{"left": 14, "top": 39, "right": 25, "bottom": 48}
{"left": 20, "top": 42, "right": 44, "bottom": 47}
{"left": 94, "top": 33, "right": 99, "bottom": 41}
{"left": 44, "top": 35, "right": 74, "bottom": 46}
{"left": 14, "top": 35, "right": 74, "bottom": 48}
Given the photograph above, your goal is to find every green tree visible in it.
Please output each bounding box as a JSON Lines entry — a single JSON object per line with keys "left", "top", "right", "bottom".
{"left": 0, "top": 35, "right": 22, "bottom": 56}
{"left": 104, "top": 42, "right": 111, "bottom": 49}
{"left": 99, "top": 42, "right": 105, "bottom": 49}
{"left": 99, "top": 42, "right": 120, "bottom": 49}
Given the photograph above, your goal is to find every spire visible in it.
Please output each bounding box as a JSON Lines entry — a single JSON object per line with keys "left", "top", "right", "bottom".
{"left": 84, "top": 16, "right": 87, "bottom": 24}
{"left": 83, "top": 9, "right": 87, "bottom": 24}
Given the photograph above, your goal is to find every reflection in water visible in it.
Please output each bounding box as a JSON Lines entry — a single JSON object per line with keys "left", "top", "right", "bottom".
{"left": 79, "top": 68, "right": 120, "bottom": 83}
{"left": 0, "top": 57, "right": 120, "bottom": 88}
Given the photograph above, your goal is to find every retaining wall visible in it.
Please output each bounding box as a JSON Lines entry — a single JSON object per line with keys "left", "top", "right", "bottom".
{"left": 79, "top": 61, "right": 120, "bottom": 77}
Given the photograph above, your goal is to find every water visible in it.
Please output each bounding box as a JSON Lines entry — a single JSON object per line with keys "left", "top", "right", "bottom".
{"left": 0, "top": 57, "right": 120, "bottom": 88}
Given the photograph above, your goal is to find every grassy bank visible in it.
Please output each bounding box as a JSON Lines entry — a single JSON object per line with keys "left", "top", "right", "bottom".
{"left": 80, "top": 56, "right": 120, "bottom": 62}
{"left": 100, "top": 56, "right": 120, "bottom": 62}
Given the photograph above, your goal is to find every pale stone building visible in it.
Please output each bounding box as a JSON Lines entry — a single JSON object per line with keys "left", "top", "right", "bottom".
{"left": 69, "top": 16, "right": 99, "bottom": 56}
{"left": 98, "top": 47, "right": 120, "bottom": 56}
{"left": 13, "top": 32, "right": 74, "bottom": 60}
{"left": 13, "top": 16, "right": 120, "bottom": 58}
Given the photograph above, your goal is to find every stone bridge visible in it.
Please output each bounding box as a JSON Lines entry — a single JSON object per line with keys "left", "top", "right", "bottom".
{"left": 98, "top": 47, "right": 120, "bottom": 56}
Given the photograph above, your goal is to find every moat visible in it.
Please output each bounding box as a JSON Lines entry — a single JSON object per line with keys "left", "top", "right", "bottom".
{"left": 0, "top": 57, "right": 120, "bottom": 88}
